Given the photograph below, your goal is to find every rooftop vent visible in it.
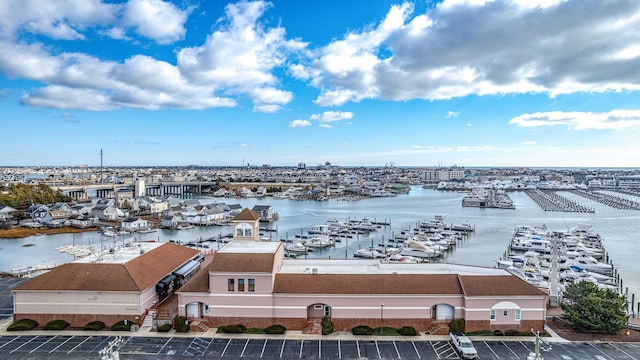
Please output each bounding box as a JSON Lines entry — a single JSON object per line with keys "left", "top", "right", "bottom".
{"left": 312, "top": 268, "right": 318, "bottom": 274}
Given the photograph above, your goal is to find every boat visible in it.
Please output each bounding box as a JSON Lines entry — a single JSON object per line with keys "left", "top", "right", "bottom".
{"left": 566, "top": 255, "right": 613, "bottom": 275}
{"left": 285, "top": 242, "right": 310, "bottom": 254}
{"left": 303, "top": 235, "right": 334, "bottom": 249}
{"left": 353, "top": 248, "right": 380, "bottom": 259}
{"left": 399, "top": 240, "right": 441, "bottom": 259}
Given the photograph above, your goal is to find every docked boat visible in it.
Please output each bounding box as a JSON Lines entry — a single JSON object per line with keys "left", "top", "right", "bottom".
{"left": 303, "top": 235, "right": 334, "bottom": 249}
{"left": 399, "top": 240, "right": 441, "bottom": 259}
{"left": 285, "top": 242, "right": 309, "bottom": 254}
{"left": 565, "top": 255, "right": 613, "bottom": 275}
{"left": 353, "top": 248, "right": 381, "bottom": 259}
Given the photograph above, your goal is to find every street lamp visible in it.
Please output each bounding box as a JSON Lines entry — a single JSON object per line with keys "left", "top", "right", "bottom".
{"left": 380, "top": 304, "right": 384, "bottom": 325}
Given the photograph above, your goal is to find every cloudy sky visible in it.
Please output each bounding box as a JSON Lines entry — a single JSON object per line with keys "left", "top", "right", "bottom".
{"left": 1, "top": 0, "right": 639, "bottom": 167}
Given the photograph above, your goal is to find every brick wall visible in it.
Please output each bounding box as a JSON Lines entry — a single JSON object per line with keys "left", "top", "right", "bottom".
{"left": 13, "top": 313, "right": 144, "bottom": 329}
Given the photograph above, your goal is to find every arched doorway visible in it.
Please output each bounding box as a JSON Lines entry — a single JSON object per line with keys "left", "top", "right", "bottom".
{"left": 307, "top": 303, "right": 331, "bottom": 321}
{"left": 186, "top": 302, "right": 209, "bottom": 319}
{"left": 433, "top": 303, "right": 455, "bottom": 322}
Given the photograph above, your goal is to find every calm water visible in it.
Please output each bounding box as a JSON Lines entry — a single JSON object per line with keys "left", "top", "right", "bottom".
{"left": 2, "top": 187, "right": 640, "bottom": 301}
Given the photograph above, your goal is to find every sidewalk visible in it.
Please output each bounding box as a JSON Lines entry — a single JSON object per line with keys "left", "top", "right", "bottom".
{"left": 0, "top": 316, "right": 568, "bottom": 343}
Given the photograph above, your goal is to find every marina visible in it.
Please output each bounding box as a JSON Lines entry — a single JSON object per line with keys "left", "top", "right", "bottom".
{"left": 2, "top": 186, "right": 640, "bottom": 314}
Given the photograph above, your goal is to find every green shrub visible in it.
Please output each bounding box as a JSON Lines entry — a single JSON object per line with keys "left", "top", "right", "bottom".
{"left": 352, "top": 325, "right": 374, "bottom": 335}
{"left": 84, "top": 321, "right": 105, "bottom": 331}
{"left": 157, "top": 324, "right": 172, "bottom": 332}
{"left": 44, "top": 320, "right": 70, "bottom": 330}
{"left": 173, "top": 316, "right": 190, "bottom": 333}
{"left": 322, "top": 316, "right": 334, "bottom": 335}
{"left": 397, "top": 326, "right": 418, "bottom": 336}
{"left": 466, "top": 330, "right": 494, "bottom": 336}
{"left": 493, "top": 329, "right": 504, "bottom": 336}
{"left": 7, "top": 319, "right": 38, "bottom": 331}
{"left": 245, "top": 327, "right": 266, "bottom": 334}
{"left": 264, "top": 324, "right": 286, "bottom": 334}
{"left": 217, "top": 324, "right": 247, "bottom": 333}
{"left": 449, "top": 319, "right": 465, "bottom": 333}
{"left": 111, "top": 320, "right": 133, "bottom": 331}
{"left": 505, "top": 329, "right": 519, "bottom": 336}
{"left": 374, "top": 326, "right": 400, "bottom": 336}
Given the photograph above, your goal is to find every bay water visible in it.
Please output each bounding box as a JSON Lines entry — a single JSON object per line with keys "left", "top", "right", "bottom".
{"left": 2, "top": 187, "right": 639, "bottom": 305}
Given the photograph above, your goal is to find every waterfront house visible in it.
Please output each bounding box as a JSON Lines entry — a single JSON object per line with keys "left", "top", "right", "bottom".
{"left": 68, "top": 214, "right": 97, "bottom": 229}
{"left": 251, "top": 205, "right": 278, "bottom": 222}
{"left": 176, "top": 209, "right": 547, "bottom": 333}
{"left": 50, "top": 202, "right": 73, "bottom": 216}
{"left": 161, "top": 214, "right": 181, "bottom": 229}
{"left": 71, "top": 202, "right": 94, "bottom": 216}
{"left": 0, "top": 205, "right": 17, "bottom": 222}
{"left": 90, "top": 203, "right": 124, "bottom": 221}
{"left": 121, "top": 217, "right": 149, "bottom": 232}
{"left": 24, "top": 204, "right": 49, "bottom": 220}
{"left": 12, "top": 242, "right": 200, "bottom": 328}
{"left": 41, "top": 209, "right": 69, "bottom": 226}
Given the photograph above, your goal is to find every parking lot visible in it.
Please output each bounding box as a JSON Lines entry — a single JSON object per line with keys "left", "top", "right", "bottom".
{"left": 1, "top": 335, "right": 639, "bottom": 359}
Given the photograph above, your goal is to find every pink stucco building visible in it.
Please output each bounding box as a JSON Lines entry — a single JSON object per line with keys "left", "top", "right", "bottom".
{"left": 12, "top": 208, "right": 547, "bottom": 334}
{"left": 177, "top": 209, "right": 547, "bottom": 333}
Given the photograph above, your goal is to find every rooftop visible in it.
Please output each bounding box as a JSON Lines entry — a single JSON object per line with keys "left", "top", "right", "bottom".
{"left": 73, "top": 240, "right": 165, "bottom": 264}
{"left": 217, "top": 240, "right": 281, "bottom": 254}
{"left": 279, "top": 259, "right": 509, "bottom": 275}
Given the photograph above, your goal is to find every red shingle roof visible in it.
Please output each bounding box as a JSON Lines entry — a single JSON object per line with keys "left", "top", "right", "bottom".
{"left": 232, "top": 208, "right": 260, "bottom": 221}
{"left": 210, "top": 252, "right": 276, "bottom": 273}
{"left": 273, "top": 273, "right": 463, "bottom": 294}
{"left": 14, "top": 243, "right": 199, "bottom": 292}
{"left": 459, "top": 275, "right": 548, "bottom": 296}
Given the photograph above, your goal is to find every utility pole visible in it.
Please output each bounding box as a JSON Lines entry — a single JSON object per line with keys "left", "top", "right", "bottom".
{"left": 100, "top": 148, "right": 104, "bottom": 184}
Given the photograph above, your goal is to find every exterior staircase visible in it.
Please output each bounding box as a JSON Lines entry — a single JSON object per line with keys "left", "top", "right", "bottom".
{"left": 425, "top": 324, "right": 447, "bottom": 335}
{"left": 141, "top": 311, "right": 155, "bottom": 328}
{"left": 189, "top": 319, "right": 210, "bottom": 332}
{"left": 302, "top": 321, "right": 322, "bottom": 335}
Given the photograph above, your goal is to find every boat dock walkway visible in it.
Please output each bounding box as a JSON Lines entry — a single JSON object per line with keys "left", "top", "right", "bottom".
{"left": 525, "top": 190, "right": 594, "bottom": 213}
{"left": 569, "top": 189, "right": 640, "bottom": 210}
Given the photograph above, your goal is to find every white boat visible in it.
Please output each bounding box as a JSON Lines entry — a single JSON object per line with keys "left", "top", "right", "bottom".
{"left": 509, "top": 237, "right": 552, "bottom": 253}
{"left": 303, "top": 235, "right": 334, "bottom": 249}
{"left": 353, "top": 248, "right": 380, "bottom": 259}
{"left": 285, "top": 242, "right": 309, "bottom": 254}
{"left": 399, "top": 240, "right": 441, "bottom": 259}
{"left": 566, "top": 255, "right": 613, "bottom": 275}
{"left": 382, "top": 253, "right": 423, "bottom": 263}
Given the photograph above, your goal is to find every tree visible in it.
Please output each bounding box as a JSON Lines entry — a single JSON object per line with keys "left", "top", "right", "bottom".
{"left": 561, "top": 281, "right": 627, "bottom": 333}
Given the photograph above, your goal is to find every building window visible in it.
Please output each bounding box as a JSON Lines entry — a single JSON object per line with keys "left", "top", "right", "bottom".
{"left": 227, "top": 278, "right": 234, "bottom": 291}
{"left": 503, "top": 310, "right": 508, "bottom": 317}
{"left": 515, "top": 309, "right": 521, "bottom": 321}
{"left": 248, "top": 278, "right": 255, "bottom": 292}
{"left": 490, "top": 309, "right": 496, "bottom": 320}
{"left": 238, "top": 279, "right": 245, "bottom": 292}
{"left": 236, "top": 223, "right": 253, "bottom": 237}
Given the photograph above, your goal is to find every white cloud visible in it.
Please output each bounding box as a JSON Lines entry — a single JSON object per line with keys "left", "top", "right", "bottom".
{"left": 0, "top": 0, "right": 302, "bottom": 111}
{"left": 509, "top": 110, "right": 640, "bottom": 130}
{"left": 123, "top": 0, "right": 188, "bottom": 44}
{"left": 466, "top": 122, "right": 473, "bottom": 127}
{"left": 445, "top": 111, "right": 460, "bottom": 118}
{"left": 0, "top": 0, "right": 189, "bottom": 44}
{"left": 288, "top": 119, "right": 311, "bottom": 128}
{"left": 303, "top": 0, "right": 640, "bottom": 105}
{"left": 177, "top": 1, "right": 305, "bottom": 111}
{"left": 319, "top": 124, "right": 332, "bottom": 128}
{"left": 310, "top": 111, "right": 354, "bottom": 123}
{"left": 0, "top": 0, "right": 116, "bottom": 40}
{"left": 254, "top": 104, "right": 281, "bottom": 113}
{"left": 521, "top": 141, "right": 537, "bottom": 145}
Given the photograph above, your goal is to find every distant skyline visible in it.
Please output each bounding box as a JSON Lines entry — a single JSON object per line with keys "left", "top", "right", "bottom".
{"left": 1, "top": 0, "right": 640, "bottom": 168}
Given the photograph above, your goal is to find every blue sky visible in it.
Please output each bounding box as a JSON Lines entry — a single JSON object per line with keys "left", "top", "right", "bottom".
{"left": 1, "top": 0, "right": 640, "bottom": 168}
